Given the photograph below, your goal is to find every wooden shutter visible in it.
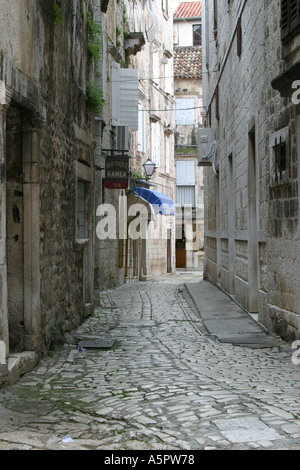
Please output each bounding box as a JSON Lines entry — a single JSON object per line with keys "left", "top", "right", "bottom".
{"left": 290, "top": 0, "right": 300, "bottom": 32}
{"left": 281, "top": 0, "right": 300, "bottom": 42}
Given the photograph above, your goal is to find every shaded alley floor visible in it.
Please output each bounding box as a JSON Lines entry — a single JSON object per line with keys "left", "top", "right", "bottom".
{"left": 0, "top": 271, "right": 299, "bottom": 451}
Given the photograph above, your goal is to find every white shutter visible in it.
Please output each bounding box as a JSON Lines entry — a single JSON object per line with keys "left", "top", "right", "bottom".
{"left": 138, "top": 104, "right": 146, "bottom": 153}
{"left": 176, "top": 98, "right": 195, "bottom": 125}
{"left": 151, "top": 121, "right": 161, "bottom": 167}
{"left": 176, "top": 186, "right": 195, "bottom": 206}
{"left": 164, "top": 59, "right": 173, "bottom": 95}
{"left": 138, "top": 103, "right": 143, "bottom": 151}
{"left": 152, "top": 51, "right": 160, "bottom": 85}
{"left": 156, "top": 123, "right": 161, "bottom": 167}
{"left": 176, "top": 160, "right": 195, "bottom": 186}
{"left": 165, "top": 135, "right": 170, "bottom": 173}
{"left": 111, "top": 62, "right": 120, "bottom": 126}
{"left": 120, "top": 68, "right": 139, "bottom": 130}
{"left": 151, "top": 122, "right": 156, "bottom": 163}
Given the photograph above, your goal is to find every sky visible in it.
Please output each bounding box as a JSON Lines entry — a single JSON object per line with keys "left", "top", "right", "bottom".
{"left": 172, "top": 0, "right": 181, "bottom": 12}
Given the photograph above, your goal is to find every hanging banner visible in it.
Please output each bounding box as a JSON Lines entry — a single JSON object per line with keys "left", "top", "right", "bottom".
{"left": 105, "top": 154, "right": 129, "bottom": 189}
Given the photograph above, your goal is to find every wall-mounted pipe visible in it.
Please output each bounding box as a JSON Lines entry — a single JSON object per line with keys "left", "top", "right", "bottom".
{"left": 72, "top": 0, "right": 77, "bottom": 68}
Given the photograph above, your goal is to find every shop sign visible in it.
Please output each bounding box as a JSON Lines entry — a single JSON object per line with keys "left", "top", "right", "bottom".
{"left": 105, "top": 154, "right": 129, "bottom": 189}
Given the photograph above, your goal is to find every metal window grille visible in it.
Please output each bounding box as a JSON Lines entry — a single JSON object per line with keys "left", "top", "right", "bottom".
{"left": 281, "top": 0, "right": 300, "bottom": 43}
{"left": 236, "top": 16, "right": 242, "bottom": 56}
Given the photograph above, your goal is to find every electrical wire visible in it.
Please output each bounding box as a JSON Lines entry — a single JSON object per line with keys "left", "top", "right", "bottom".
{"left": 138, "top": 105, "right": 206, "bottom": 113}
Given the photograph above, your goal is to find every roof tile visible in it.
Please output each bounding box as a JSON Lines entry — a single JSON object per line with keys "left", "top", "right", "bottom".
{"left": 174, "top": 2, "right": 202, "bottom": 19}
{"left": 174, "top": 46, "right": 202, "bottom": 79}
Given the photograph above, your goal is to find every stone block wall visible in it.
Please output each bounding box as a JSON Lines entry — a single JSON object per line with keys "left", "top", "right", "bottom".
{"left": 0, "top": 0, "right": 96, "bottom": 383}
{"left": 202, "top": 0, "right": 300, "bottom": 340}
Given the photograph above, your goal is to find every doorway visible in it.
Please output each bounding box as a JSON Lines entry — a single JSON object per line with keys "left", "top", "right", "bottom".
{"left": 6, "top": 106, "right": 24, "bottom": 352}
{"left": 248, "top": 126, "right": 258, "bottom": 313}
{"left": 167, "top": 229, "right": 172, "bottom": 273}
{"left": 5, "top": 104, "right": 41, "bottom": 354}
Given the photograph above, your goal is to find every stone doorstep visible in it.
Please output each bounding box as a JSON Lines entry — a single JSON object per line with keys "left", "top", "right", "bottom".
{"left": 7, "top": 351, "right": 39, "bottom": 386}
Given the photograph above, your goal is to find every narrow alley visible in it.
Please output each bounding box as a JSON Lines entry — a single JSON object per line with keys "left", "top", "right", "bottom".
{"left": 0, "top": 272, "right": 299, "bottom": 452}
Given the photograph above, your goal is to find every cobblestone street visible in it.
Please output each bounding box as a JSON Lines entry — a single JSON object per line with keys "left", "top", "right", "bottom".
{"left": 0, "top": 272, "right": 299, "bottom": 451}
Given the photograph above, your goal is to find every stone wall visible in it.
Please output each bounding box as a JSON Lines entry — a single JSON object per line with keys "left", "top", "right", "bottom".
{"left": 0, "top": 0, "right": 96, "bottom": 385}
{"left": 202, "top": 0, "right": 300, "bottom": 340}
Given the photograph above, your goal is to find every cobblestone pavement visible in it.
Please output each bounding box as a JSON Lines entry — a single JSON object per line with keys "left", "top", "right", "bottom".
{"left": 0, "top": 272, "right": 299, "bottom": 451}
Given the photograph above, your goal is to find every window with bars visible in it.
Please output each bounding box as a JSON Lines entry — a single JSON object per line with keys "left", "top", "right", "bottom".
{"left": 281, "top": 0, "right": 300, "bottom": 43}
{"left": 236, "top": 16, "right": 242, "bottom": 56}
{"left": 215, "top": 84, "right": 219, "bottom": 121}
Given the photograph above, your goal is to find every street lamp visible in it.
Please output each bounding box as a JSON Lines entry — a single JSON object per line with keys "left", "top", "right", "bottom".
{"left": 143, "top": 158, "right": 156, "bottom": 179}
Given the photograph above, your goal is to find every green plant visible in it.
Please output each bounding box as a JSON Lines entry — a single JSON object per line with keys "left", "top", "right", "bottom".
{"left": 86, "top": 12, "right": 102, "bottom": 71}
{"left": 132, "top": 169, "right": 143, "bottom": 179}
{"left": 86, "top": 82, "right": 105, "bottom": 114}
{"left": 125, "top": 47, "right": 131, "bottom": 68}
{"left": 53, "top": 4, "right": 63, "bottom": 25}
{"left": 116, "top": 25, "right": 121, "bottom": 48}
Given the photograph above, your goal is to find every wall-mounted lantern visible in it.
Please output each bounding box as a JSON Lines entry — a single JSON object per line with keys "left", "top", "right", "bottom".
{"left": 143, "top": 158, "right": 156, "bottom": 178}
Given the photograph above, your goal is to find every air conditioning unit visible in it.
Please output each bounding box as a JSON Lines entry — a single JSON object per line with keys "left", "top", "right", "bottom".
{"left": 117, "top": 126, "right": 131, "bottom": 152}
{"left": 198, "top": 128, "right": 213, "bottom": 166}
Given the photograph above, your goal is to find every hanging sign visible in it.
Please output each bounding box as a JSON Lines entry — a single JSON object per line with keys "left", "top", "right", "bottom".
{"left": 105, "top": 154, "right": 129, "bottom": 189}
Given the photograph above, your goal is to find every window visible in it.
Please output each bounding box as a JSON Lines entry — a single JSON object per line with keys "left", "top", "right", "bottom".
{"left": 138, "top": 103, "right": 146, "bottom": 153}
{"left": 77, "top": 181, "right": 88, "bottom": 239}
{"left": 151, "top": 120, "right": 161, "bottom": 167}
{"left": 162, "top": 0, "right": 169, "bottom": 17}
{"left": 236, "top": 16, "right": 242, "bottom": 56}
{"left": 269, "top": 126, "right": 290, "bottom": 186}
{"left": 111, "top": 62, "right": 139, "bottom": 130}
{"left": 152, "top": 47, "right": 160, "bottom": 85}
{"left": 165, "top": 134, "right": 170, "bottom": 174}
{"left": 176, "top": 160, "right": 196, "bottom": 207}
{"left": 164, "top": 57, "right": 173, "bottom": 94}
{"left": 193, "top": 25, "right": 202, "bottom": 46}
{"left": 215, "top": 85, "right": 219, "bottom": 121}
{"left": 176, "top": 98, "right": 195, "bottom": 125}
{"left": 213, "top": 0, "right": 218, "bottom": 36}
{"left": 281, "top": 0, "right": 300, "bottom": 43}
{"left": 176, "top": 186, "right": 196, "bottom": 206}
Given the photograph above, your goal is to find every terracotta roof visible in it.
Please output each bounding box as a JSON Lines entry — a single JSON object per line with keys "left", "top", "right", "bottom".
{"left": 174, "top": 46, "right": 202, "bottom": 79}
{"left": 174, "top": 2, "right": 202, "bottom": 19}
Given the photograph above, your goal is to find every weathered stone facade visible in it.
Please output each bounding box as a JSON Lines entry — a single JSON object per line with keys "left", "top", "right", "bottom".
{"left": 201, "top": 0, "right": 300, "bottom": 341}
{"left": 130, "top": 0, "right": 176, "bottom": 280}
{"left": 173, "top": 2, "right": 204, "bottom": 271}
{"left": 0, "top": 0, "right": 96, "bottom": 386}
{"left": 94, "top": 0, "right": 176, "bottom": 289}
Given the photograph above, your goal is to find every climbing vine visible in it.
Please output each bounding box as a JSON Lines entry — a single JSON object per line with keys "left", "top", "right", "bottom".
{"left": 86, "top": 81, "right": 105, "bottom": 115}
{"left": 53, "top": 4, "right": 63, "bottom": 25}
{"left": 86, "top": 12, "right": 102, "bottom": 71}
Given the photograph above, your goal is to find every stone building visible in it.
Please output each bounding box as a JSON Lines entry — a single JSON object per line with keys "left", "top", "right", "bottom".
{"left": 173, "top": 1, "right": 204, "bottom": 270}
{"left": 0, "top": 0, "right": 97, "bottom": 386}
{"left": 94, "top": 0, "right": 176, "bottom": 288}
{"left": 0, "top": 0, "right": 177, "bottom": 387}
{"left": 201, "top": 0, "right": 300, "bottom": 341}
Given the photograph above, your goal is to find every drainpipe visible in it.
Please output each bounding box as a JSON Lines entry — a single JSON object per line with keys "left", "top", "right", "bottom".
{"left": 72, "top": 0, "right": 77, "bottom": 68}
